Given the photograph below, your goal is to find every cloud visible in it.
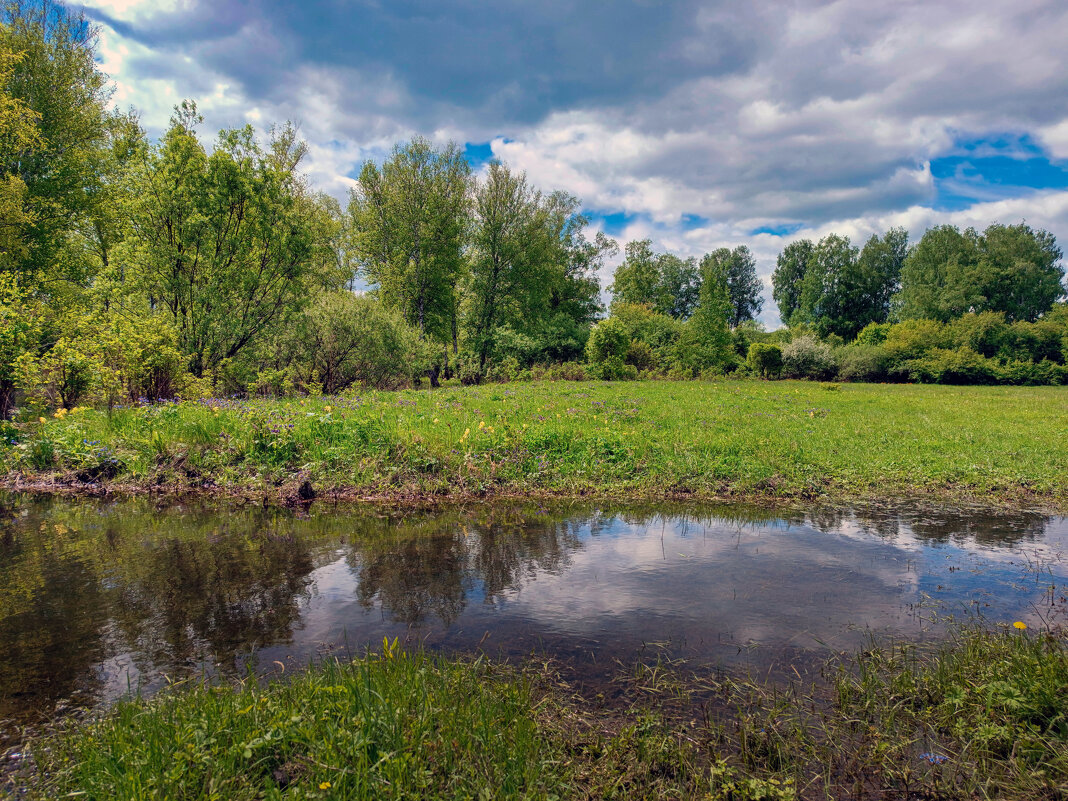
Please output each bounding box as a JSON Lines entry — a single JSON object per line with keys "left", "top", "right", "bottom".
{"left": 71, "top": 0, "right": 1068, "bottom": 327}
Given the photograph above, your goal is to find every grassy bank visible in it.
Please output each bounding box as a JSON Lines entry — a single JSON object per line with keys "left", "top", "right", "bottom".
{"left": 20, "top": 625, "right": 1068, "bottom": 800}
{"left": 3, "top": 380, "right": 1067, "bottom": 508}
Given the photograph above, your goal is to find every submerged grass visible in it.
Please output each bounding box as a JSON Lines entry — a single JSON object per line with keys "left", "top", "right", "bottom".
{"left": 3, "top": 380, "right": 1068, "bottom": 508}
{"left": 23, "top": 625, "right": 1068, "bottom": 800}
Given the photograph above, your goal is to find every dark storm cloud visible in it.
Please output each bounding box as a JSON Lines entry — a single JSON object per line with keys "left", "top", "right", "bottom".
{"left": 83, "top": 0, "right": 773, "bottom": 126}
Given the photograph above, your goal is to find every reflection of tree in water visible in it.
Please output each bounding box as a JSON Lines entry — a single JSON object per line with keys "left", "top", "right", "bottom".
{"left": 0, "top": 497, "right": 323, "bottom": 721}
{"left": 804, "top": 506, "right": 1049, "bottom": 548}
{"left": 0, "top": 531, "right": 108, "bottom": 720}
{"left": 105, "top": 526, "right": 316, "bottom": 675}
{"left": 347, "top": 508, "right": 589, "bottom": 626}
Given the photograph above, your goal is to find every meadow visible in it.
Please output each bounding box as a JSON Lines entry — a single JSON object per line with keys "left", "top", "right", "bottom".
{"left": 3, "top": 380, "right": 1067, "bottom": 509}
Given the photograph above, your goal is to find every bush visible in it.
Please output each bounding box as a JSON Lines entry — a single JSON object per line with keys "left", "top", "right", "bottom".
{"left": 882, "top": 318, "right": 952, "bottom": 361}
{"left": 587, "top": 356, "right": 638, "bottom": 381}
{"left": 837, "top": 343, "right": 892, "bottom": 383}
{"left": 746, "top": 343, "right": 783, "bottom": 379}
{"left": 284, "top": 292, "right": 434, "bottom": 392}
{"left": 903, "top": 347, "right": 1001, "bottom": 384}
{"left": 625, "top": 339, "right": 657, "bottom": 371}
{"left": 854, "top": 322, "right": 891, "bottom": 346}
{"left": 585, "top": 318, "right": 629, "bottom": 364}
{"left": 949, "top": 311, "right": 1009, "bottom": 358}
{"left": 781, "top": 335, "right": 837, "bottom": 380}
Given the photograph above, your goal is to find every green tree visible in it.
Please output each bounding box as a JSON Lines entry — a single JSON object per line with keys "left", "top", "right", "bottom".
{"left": 853, "top": 227, "right": 908, "bottom": 330}
{"left": 0, "top": 0, "right": 113, "bottom": 285}
{"left": 609, "top": 240, "right": 660, "bottom": 308}
{"left": 795, "top": 234, "right": 864, "bottom": 339}
{"left": 895, "top": 225, "right": 982, "bottom": 322}
{"left": 610, "top": 240, "right": 699, "bottom": 319}
{"left": 978, "top": 223, "right": 1064, "bottom": 322}
{"left": 657, "top": 253, "right": 700, "bottom": 319}
{"left": 120, "top": 103, "right": 330, "bottom": 377}
{"left": 465, "top": 163, "right": 557, "bottom": 373}
{"left": 677, "top": 251, "right": 733, "bottom": 372}
{"left": 350, "top": 137, "right": 470, "bottom": 377}
{"left": 701, "top": 246, "right": 762, "bottom": 327}
{"left": 772, "top": 239, "right": 813, "bottom": 325}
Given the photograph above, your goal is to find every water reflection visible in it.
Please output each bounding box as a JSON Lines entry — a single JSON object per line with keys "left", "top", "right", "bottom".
{"left": 0, "top": 494, "right": 1064, "bottom": 727}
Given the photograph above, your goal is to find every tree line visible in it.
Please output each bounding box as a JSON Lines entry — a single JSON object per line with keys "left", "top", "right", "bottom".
{"left": 1, "top": 1, "right": 1067, "bottom": 423}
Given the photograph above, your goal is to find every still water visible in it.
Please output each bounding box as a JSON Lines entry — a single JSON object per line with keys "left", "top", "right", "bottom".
{"left": 1, "top": 494, "right": 1065, "bottom": 728}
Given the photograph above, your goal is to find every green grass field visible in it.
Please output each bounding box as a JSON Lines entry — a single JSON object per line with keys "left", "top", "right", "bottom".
{"left": 4, "top": 380, "right": 1067, "bottom": 508}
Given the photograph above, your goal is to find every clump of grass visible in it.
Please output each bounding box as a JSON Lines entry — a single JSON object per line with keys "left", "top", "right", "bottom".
{"left": 29, "top": 644, "right": 706, "bottom": 801}
{"left": 698, "top": 625, "right": 1068, "bottom": 800}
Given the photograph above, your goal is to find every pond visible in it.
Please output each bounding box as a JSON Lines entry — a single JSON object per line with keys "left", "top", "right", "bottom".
{"left": 1, "top": 493, "right": 1065, "bottom": 733}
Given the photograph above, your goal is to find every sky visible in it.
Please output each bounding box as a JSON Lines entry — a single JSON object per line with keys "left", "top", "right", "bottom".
{"left": 72, "top": 0, "right": 1068, "bottom": 327}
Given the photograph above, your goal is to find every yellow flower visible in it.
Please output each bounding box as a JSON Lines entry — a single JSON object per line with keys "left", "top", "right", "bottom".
{"left": 53, "top": 409, "right": 66, "bottom": 418}
{"left": 487, "top": 426, "right": 494, "bottom": 433}
{"left": 323, "top": 405, "right": 332, "bottom": 412}
{"left": 460, "top": 428, "right": 470, "bottom": 442}
{"left": 478, "top": 420, "right": 485, "bottom": 429}
{"left": 433, "top": 418, "right": 439, "bottom": 424}
{"left": 38, "top": 416, "right": 46, "bottom": 424}
{"left": 1013, "top": 621, "right": 1028, "bottom": 630}
{"left": 319, "top": 781, "right": 332, "bottom": 790}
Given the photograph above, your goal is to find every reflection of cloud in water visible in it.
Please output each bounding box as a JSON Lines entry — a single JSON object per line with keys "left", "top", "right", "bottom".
{"left": 501, "top": 515, "right": 927, "bottom": 652}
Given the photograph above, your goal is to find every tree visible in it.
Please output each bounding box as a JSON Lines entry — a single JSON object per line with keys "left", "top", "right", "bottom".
{"left": 350, "top": 137, "right": 470, "bottom": 373}
{"left": 677, "top": 250, "right": 733, "bottom": 372}
{"left": 701, "top": 246, "right": 762, "bottom": 327}
{"left": 794, "top": 233, "right": 898, "bottom": 340}
{"left": 895, "top": 225, "right": 981, "bottom": 322}
{"left": 610, "top": 240, "right": 699, "bottom": 319}
{"left": 465, "top": 162, "right": 558, "bottom": 372}
{"left": 772, "top": 239, "right": 813, "bottom": 326}
{"left": 534, "top": 199, "right": 614, "bottom": 362}
{"left": 657, "top": 253, "right": 700, "bottom": 319}
{"left": 853, "top": 227, "right": 908, "bottom": 330}
{"left": 0, "top": 0, "right": 113, "bottom": 285}
{"left": 978, "top": 223, "right": 1064, "bottom": 322}
{"left": 120, "top": 103, "right": 330, "bottom": 377}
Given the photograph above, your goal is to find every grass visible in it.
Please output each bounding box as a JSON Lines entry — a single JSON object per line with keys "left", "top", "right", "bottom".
{"left": 20, "top": 625, "right": 1068, "bottom": 800}
{"left": 3, "top": 379, "right": 1068, "bottom": 508}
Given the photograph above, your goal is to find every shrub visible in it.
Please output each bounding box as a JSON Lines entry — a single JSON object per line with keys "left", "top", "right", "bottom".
{"left": 746, "top": 343, "right": 783, "bottom": 379}
{"left": 903, "top": 346, "right": 1001, "bottom": 384}
{"left": 949, "top": 311, "right": 1009, "bottom": 358}
{"left": 837, "top": 343, "right": 892, "bottom": 383}
{"left": 854, "top": 322, "right": 891, "bottom": 346}
{"left": 585, "top": 318, "right": 629, "bottom": 364}
{"left": 883, "top": 318, "right": 953, "bottom": 361}
{"left": 781, "top": 335, "right": 837, "bottom": 380}
{"left": 588, "top": 356, "right": 638, "bottom": 381}
{"left": 625, "top": 339, "right": 657, "bottom": 371}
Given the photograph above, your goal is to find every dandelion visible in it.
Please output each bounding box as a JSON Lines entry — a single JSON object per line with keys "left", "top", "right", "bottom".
{"left": 1013, "top": 621, "right": 1028, "bottom": 630}
{"left": 478, "top": 420, "right": 485, "bottom": 429}
{"left": 487, "top": 426, "right": 494, "bottom": 433}
{"left": 38, "top": 416, "right": 46, "bottom": 424}
{"left": 319, "top": 781, "right": 332, "bottom": 790}
{"left": 324, "top": 405, "right": 332, "bottom": 412}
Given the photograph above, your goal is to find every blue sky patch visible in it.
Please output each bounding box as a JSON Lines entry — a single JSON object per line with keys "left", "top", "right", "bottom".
{"left": 930, "top": 133, "right": 1068, "bottom": 211}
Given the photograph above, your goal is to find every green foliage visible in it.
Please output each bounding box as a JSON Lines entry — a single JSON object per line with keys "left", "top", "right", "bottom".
{"left": 854, "top": 321, "right": 891, "bottom": 346}
{"left": 771, "top": 239, "right": 813, "bottom": 325}
{"left": 677, "top": 253, "right": 733, "bottom": 373}
{"left": 746, "top": 343, "right": 783, "bottom": 379}
{"left": 896, "top": 223, "right": 1065, "bottom": 323}
{"left": 837, "top": 343, "right": 891, "bottom": 383}
{"left": 702, "top": 245, "right": 763, "bottom": 327}
{"left": 610, "top": 239, "right": 700, "bottom": 319}
{"left": 0, "top": 273, "right": 39, "bottom": 417}
{"left": 351, "top": 137, "right": 470, "bottom": 348}
{"left": 781, "top": 335, "right": 837, "bottom": 380}
{"left": 283, "top": 291, "right": 433, "bottom": 392}
{"left": 585, "top": 317, "right": 629, "bottom": 364}
{"left": 120, "top": 103, "right": 332, "bottom": 377}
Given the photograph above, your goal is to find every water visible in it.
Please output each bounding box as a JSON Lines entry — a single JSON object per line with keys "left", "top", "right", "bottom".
{"left": 1, "top": 494, "right": 1065, "bottom": 730}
